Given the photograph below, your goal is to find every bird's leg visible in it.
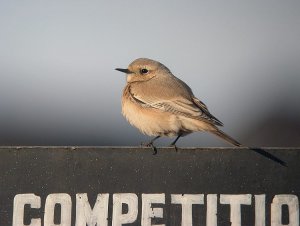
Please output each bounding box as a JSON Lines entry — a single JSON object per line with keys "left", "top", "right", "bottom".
{"left": 141, "top": 136, "right": 161, "bottom": 146}
{"left": 141, "top": 136, "right": 160, "bottom": 155}
{"left": 169, "top": 134, "right": 182, "bottom": 151}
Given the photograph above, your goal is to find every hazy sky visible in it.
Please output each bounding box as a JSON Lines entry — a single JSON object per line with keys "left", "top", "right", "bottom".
{"left": 0, "top": 1, "right": 299, "bottom": 146}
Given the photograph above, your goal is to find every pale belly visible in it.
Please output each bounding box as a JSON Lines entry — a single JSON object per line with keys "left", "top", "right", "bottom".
{"left": 121, "top": 89, "right": 215, "bottom": 137}
{"left": 122, "top": 98, "right": 182, "bottom": 137}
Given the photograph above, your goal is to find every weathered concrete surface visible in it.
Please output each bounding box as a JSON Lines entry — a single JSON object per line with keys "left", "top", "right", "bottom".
{"left": 0, "top": 147, "right": 299, "bottom": 225}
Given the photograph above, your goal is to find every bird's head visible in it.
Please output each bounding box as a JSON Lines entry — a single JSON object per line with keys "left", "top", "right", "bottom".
{"left": 115, "top": 58, "right": 171, "bottom": 83}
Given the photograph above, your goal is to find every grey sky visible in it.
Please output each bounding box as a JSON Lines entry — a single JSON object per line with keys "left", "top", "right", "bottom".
{"left": 0, "top": 1, "right": 299, "bottom": 146}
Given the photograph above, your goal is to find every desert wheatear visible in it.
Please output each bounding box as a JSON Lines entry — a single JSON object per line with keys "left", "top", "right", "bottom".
{"left": 116, "top": 58, "right": 241, "bottom": 153}
{"left": 115, "top": 58, "right": 286, "bottom": 166}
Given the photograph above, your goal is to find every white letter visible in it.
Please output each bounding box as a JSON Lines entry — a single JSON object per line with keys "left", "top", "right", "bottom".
{"left": 13, "top": 194, "right": 41, "bottom": 226}
{"left": 112, "top": 193, "right": 138, "bottom": 226}
{"left": 255, "top": 195, "right": 266, "bottom": 226}
{"left": 220, "top": 194, "right": 252, "bottom": 226}
{"left": 142, "top": 193, "right": 165, "bottom": 226}
{"left": 171, "top": 194, "right": 204, "bottom": 226}
{"left": 75, "top": 193, "right": 109, "bottom": 226}
{"left": 207, "top": 194, "right": 218, "bottom": 226}
{"left": 271, "top": 195, "right": 299, "bottom": 226}
{"left": 44, "top": 193, "right": 72, "bottom": 226}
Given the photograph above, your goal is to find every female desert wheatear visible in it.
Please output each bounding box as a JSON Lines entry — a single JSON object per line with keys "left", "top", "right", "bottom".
{"left": 116, "top": 58, "right": 241, "bottom": 153}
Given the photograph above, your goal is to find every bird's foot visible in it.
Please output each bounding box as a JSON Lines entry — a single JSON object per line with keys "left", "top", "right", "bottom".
{"left": 169, "top": 144, "right": 178, "bottom": 152}
{"left": 140, "top": 141, "right": 151, "bottom": 147}
{"left": 141, "top": 142, "right": 158, "bottom": 155}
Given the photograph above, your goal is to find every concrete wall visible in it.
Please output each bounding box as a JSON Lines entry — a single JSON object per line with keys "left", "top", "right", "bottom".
{"left": 0, "top": 147, "right": 298, "bottom": 225}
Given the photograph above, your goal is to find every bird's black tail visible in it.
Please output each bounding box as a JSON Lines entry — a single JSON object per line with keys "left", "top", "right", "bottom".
{"left": 210, "top": 129, "right": 286, "bottom": 166}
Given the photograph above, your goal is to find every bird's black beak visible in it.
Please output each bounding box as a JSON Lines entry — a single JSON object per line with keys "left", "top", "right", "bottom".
{"left": 115, "top": 68, "right": 133, "bottom": 74}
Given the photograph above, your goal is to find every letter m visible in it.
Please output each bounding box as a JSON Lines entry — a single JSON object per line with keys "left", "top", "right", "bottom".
{"left": 75, "top": 193, "right": 109, "bottom": 226}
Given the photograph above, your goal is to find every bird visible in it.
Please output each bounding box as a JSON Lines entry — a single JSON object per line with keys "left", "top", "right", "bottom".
{"left": 115, "top": 58, "right": 242, "bottom": 153}
{"left": 115, "top": 58, "right": 286, "bottom": 166}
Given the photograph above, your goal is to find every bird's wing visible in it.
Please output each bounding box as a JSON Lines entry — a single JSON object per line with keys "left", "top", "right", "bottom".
{"left": 191, "top": 96, "right": 223, "bottom": 126}
{"left": 129, "top": 81, "right": 223, "bottom": 126}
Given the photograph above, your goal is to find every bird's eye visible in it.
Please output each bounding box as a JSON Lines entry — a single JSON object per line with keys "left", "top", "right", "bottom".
{"left": 140, "top": 68, "right": 149, "bottom": 74}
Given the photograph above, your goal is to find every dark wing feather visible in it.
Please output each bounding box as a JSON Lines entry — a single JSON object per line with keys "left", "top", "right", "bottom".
{"left": 192, "top": 96, "right": 223, "bottom": 126}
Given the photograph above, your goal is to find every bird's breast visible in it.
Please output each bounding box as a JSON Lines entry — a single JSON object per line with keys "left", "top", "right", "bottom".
{"left": 121, "top": 86, "right": 181, "bottom": 137}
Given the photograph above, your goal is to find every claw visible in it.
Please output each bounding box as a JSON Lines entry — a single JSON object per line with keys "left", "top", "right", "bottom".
{"left": 141, "top": 142, "right": 152, "bottom": 147}
{"left": 169, "top": 144, "right": 178, "bottom": 152}
{"left": 152, "top": 145, "right": 158, "bottom": 155}
{"left": 141, "top": 142, "right": 158, "bottom": 155}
